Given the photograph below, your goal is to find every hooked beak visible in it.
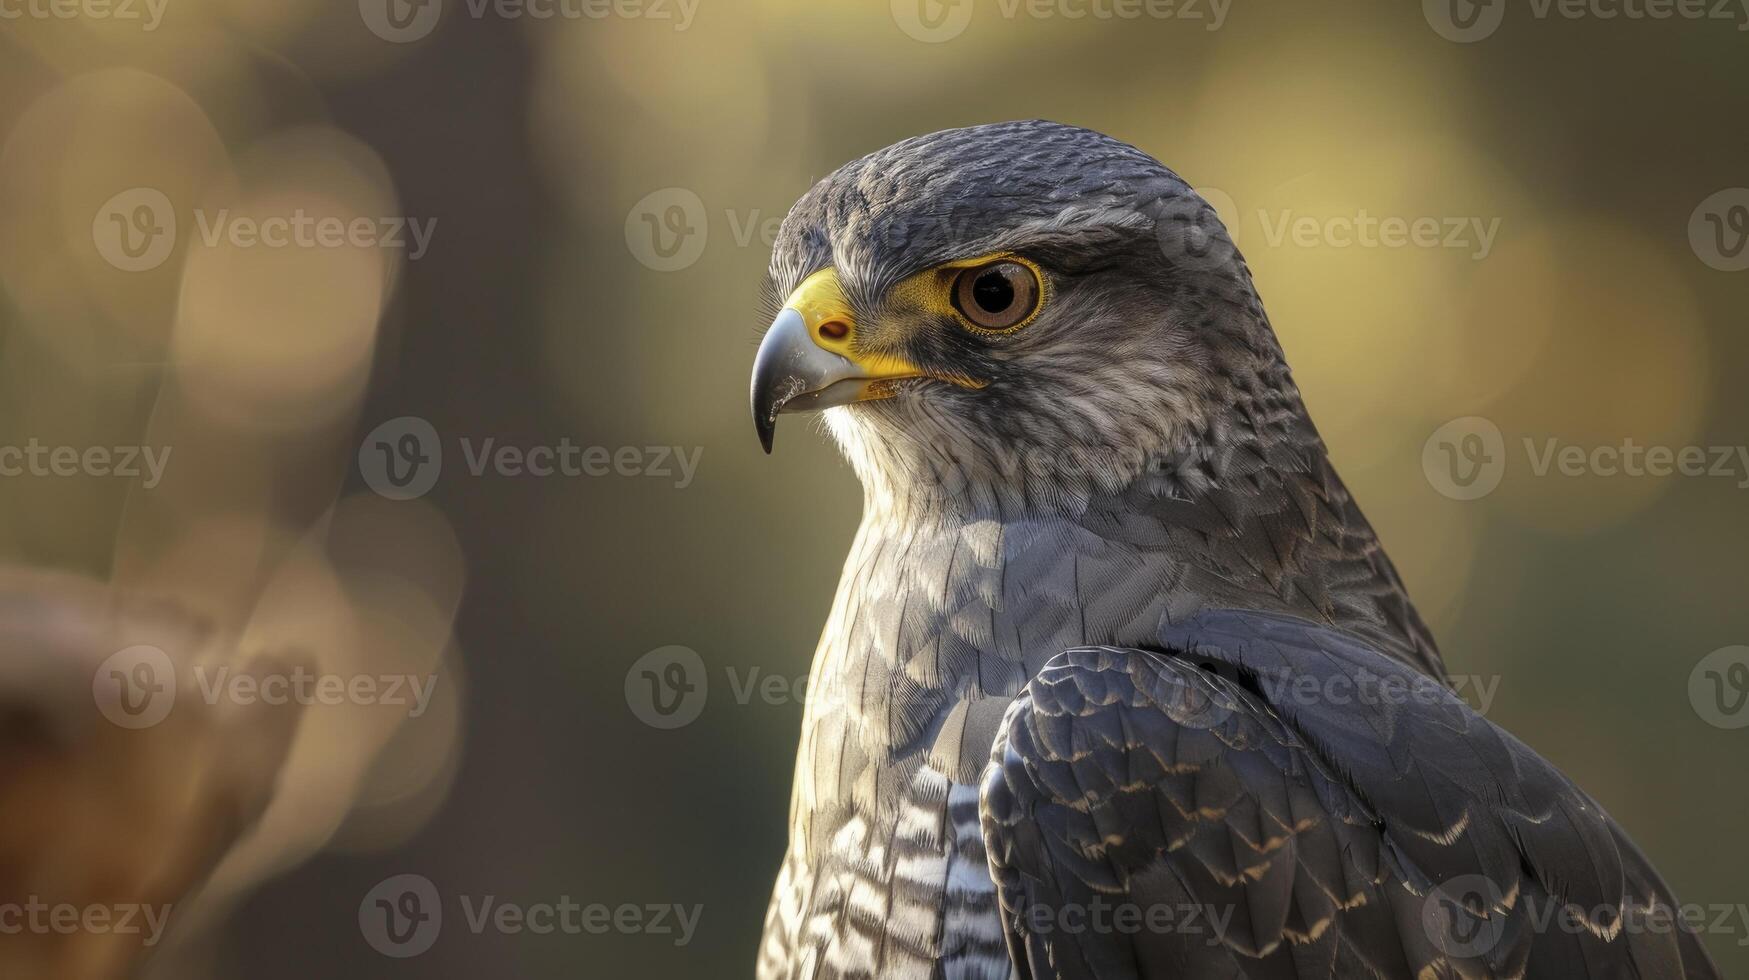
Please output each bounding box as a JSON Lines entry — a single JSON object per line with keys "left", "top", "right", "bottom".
{"left": 750, "top": 268, "right": 935, "bottom": 453}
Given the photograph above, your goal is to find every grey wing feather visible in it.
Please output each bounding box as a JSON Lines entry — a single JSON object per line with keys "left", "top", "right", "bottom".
{"left": 978, "top": 610, "right": 1719, "bottom": 979}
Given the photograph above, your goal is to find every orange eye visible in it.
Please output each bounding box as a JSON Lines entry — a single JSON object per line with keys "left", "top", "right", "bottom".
{"left": 952, "top": 260, "right": 1041, "bottom": 331}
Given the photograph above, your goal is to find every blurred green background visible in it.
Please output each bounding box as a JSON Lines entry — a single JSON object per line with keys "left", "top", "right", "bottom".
{"left": 1, "top": 0, "right": 1746, "bottom": 975}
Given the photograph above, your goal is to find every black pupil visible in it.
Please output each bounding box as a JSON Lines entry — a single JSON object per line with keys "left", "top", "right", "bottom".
{"left": 971, "top": 269, "right": 1015, "bottom": 313}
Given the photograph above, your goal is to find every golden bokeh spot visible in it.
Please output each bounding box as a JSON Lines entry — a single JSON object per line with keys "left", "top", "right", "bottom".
{"left": 0, "top": 68, "right": 231, "bottom": 362}
{"left": 171, "top": 127, "right": 403, "bottom": 431}
{"left": 1482, "top": 221, "right": 1709, "bottom": 535}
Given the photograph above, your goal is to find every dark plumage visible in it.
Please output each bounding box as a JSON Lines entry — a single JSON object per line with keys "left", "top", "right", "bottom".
{"left": 983, "top": 613, "right": 1715, "bottom": 978}
{"left": 749, "top": 121, "right": 1715, "bottom": 979}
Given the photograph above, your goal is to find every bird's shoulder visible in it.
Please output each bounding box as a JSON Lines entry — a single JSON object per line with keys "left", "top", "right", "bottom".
{"left": 978, "top": 609, "right": 1718, "bottom": 979}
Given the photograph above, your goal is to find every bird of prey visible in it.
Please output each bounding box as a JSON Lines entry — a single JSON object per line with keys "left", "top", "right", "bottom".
{"left": 748, "top": 121, "right": 1717, "bottom": 980}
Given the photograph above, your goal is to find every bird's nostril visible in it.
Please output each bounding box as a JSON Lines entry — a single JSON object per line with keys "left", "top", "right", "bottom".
{"left": 818, "top": 321, "right": 850, "bottom": 341}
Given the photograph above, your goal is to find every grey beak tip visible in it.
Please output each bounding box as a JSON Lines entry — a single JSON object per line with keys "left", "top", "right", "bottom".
{"left": 752, "top": 306, "right": 852, "bottom": 455}
{"left": 752, "top": 376, "right": 779, "bottom": 454}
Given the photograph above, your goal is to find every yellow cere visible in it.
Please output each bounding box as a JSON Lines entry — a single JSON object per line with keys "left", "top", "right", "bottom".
{"left": 783, "top": 267, "right": 921, "bottom": 381}
{"left": 783, "top": 266, "right": 982, "bottom": 389}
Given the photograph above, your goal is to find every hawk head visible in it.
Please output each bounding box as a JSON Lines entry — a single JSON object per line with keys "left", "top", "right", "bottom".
{"left": 750, "top": 120, "right": 1300, "bottom": 514}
